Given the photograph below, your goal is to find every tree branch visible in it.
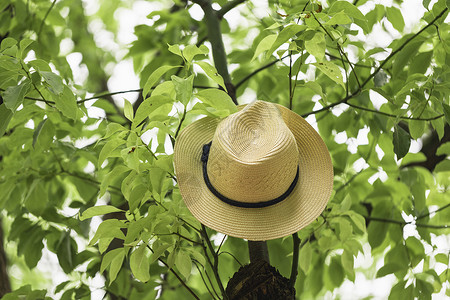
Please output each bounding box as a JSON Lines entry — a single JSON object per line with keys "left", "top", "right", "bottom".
{"left": 289, "top": 233, "right": 301, "bottom": 289}
{"left": 37, "top": 0, "right": 57, "bottom": 38}
{"left": 367, "top": 216, "right": 449, "bottom": 229}
{"left": 217, "top": 0, "right": 247, "bottom": 19}
{"left": 235, "top": 55, "right": 290, "bottom": 89}
{"left": 192, "top": 0, "right": 237, "bottom": 104}
{"left": 147, "top": 245, "right": 200, "bottom": 300}
{"left": 346, "top": 102, "right": 444, "bottom": 121}
{"left": 201, "top": 225, "right": 227, "bottom": 299}
{"left": 361, "top": 8, "right": 448, "bottom": 88}
{"left": 417, "top": 203, "right": 450, "bottom": 221}
{"left": 302, "top": 8, "right": 448, "bottom": 118}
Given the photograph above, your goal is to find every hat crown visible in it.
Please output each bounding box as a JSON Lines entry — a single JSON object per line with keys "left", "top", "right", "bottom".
{"left": 207, "top": 101, "right": 299, "bottom": 203}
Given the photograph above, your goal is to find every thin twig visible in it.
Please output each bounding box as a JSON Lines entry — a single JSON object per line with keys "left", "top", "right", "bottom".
{"left": 311, "top": 11, "right": 361, "bottom": 90}
{"left": 361, "top": 8, "right": 448, "bottom": 88}
{"left": 217, "top": 0, "right": 247, "bottom": 19}
{"left": 417, "top": 203, "right": 450, "bottom": 220}
{"left": 38, "top": 0, "right": 58, "bottom": 38}
{"left": 346, "top": 102, "right": 444, "bottom": 121}
{"left": 192, "top": 0, "right": 237, "bottom": 104}
{"left": 217, "top": 251, "right": 243, "bottom": 267}
{"left": 193, "top": 261, "right": 219, "bottom": 300}
{"left": 215, "top": 234, "right": 226, "bottom": 256}
{"left": 235, "top": 55, "right": 290, "bottom": 89}
{"left": 174, "top": 106, "right": 187, "bottom": 139}
{"left": 289, "top": 232, "right": 301, "bottom": 288}
{"left": 302, "top": 8, "right": 448, "bottom": 117}
{"left": 201, "top": 225, "right": 227, "bottom": 299}
{"left": 147, "top": 245, "right": 200, "bottom": 300}
{"left": 367, "top": 216, "right": 449, "bottom": 229}
{"left": 77, "top": 89, "right": 143, "bottom": 104}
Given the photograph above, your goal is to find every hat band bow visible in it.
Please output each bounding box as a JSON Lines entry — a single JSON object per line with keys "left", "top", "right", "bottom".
{"left": 201, "top": 142, "right": 299, "bottom": 208}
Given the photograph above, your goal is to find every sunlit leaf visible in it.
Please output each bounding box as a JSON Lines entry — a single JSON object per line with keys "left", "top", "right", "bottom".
{"left": 80, "top": 205, "right": 124, "bottom": 221}
{"left": 313, "top": 61, "right": 345, "bottom": 89}
{"left": 130, "top": 244, "right": 150, "bottom": 282}
{"left": 195, "top": 89, "right": 237, "bottom": 114}
{"left": 386, "top": 6, "right": 405, "bottom": 32}
{"left": 195, "top": 61, "right": 226, "bottom": 91}
{"left": 143, "top": 65, "right": 181, "bottom": 98}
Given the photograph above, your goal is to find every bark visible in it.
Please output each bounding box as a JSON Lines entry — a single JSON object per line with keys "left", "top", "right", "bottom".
{"left": 225, "top": 260, "right": 295, "bottom": 300}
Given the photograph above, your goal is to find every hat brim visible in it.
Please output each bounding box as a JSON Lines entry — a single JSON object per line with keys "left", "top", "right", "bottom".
{"left": 173, "top": 103, "right": 333, "bottom": 241}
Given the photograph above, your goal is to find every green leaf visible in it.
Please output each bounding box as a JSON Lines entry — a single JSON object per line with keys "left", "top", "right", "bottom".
{"left": 90, "top": 219, "right": 126, "bottom": 247}
{"left": 24, "top": 180, "right": 48, "bottom": 215}
{"left": 376, "top": 263, "right": 404, "bottom": 277}
{"left": 130, "top": 244, "right": 150, "bottom": 282}
{"left": 3, "top": 80, "right": 31, "bottom": 111}
{"left": 32, "top": 119, "right": 55, "bottom": 150}
{"left": 101, "top": 248, "right": 125, "bottom": 282}
{"left": 393, "top": 125, "right": 411, "bottom": 159}
{"left": 329, "top": 1, "right": 368, "bottom": 32}
{"left": 252, "top": 34, "right": 277, "bottom": 61}
{"left": 267, "top": 24, "right": 306, "bottom": 58}
{"left": 57, "top": 232, "right": 77, "bottom": 274}
{"left": 41, "top": 71, "right": 64, "bottom": 94}
{"left": 442, "top": 103, "right": 450, "bottom": 126}
{"left": 0, "top": 37, "right": 17, "bottom": 51}
{"left": 150, "top": 243, "right": 172, "bottom": 264}
{"left": 313, "top": 61, "right": 345, "bottom": 89}
{"left": 55, "top": 281, "right": 70, "bottom": 294}
{"left": 435, "top": 253, "right": 449, "bottom": 264}
{"left": 55, "top": 86, "right": 78, "bottom": 120}
{"left": 102, "top": 123, "right": 126, "bottom": 140}
{"left": 386, "top": 6, "right": 405, "bottom": 32}
{"left": 98, "top": 138, "right": 126, "bottom": 168}
{"left": 183, "top": 44, "right": 208, "bottom": 62}
{"left": 0, "top": 104, "right": 14, "bottom": 137}
{"left": 99, "top": 165, "right": 130, "bottom": 197}
{"left": 80, "top": 205, "right": 124, "bottom": 221}
{"left": 409, "top": 120, "right": 426, "bottom": 140}
{"left": 436, "top": 142, "right": 450, "bottom": 156}
{"left": 171, "top": 74, "right": 194, "bottom": 105}
{"left": 341, "top": 250, "right": 354, "bottom": 275}
{"left": 305, "top": 32, "right": 325, "bottom": 61}
{"left": 143, "top": 65, "right": 181, "bottom": 98}
{"left": 175, "top": 250, "right": 191, "bottom": 279}
{"left": 422, "top": 0, "right": 431, "bottom": 9}
{"left": 168, "top": 44, "right": 183, "bottom": 57}
{"left": 1, "top": 285, "right": 48, "bottom": 300}
{"left": 326, "top": 11, "right": 352, "bottom": 25}
{"left": 133, "top": 95, "right": 174, "bottom": 128}
{"left": 434, "top": 160, "right": 450, "bottom": 173}
{"left": 124, "top": 99, "right": 134, "bottom": 121}
{"left": 195, "top": 89, "right": 237, "bottom": 114}
{"left": 388, "top": 281, "right": 410, "bottom": 300}
{"left": 328, "top": 257, "right": 344, "bottom": 287}
{"left": 128, "top": 184, "right": 148, "bottom": 212}
{"left": 19, "top": 38, "right": 34, "bottom": 57}
{"left": 347, "top": 211, "right": 366, "bottom": 234}
{"left": 195, "top": 61, "right": 227, "bottom": 91}
{"left": 299, "top": 242, "right": 312, "bottom": 273}
{"left": 304, "top": 81, "right": 325, "bottom": 100}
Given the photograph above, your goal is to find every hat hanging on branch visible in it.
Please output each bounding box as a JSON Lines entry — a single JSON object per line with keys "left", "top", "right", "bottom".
{"left": 174, "top": 100, "right": 333, "bottom": 241}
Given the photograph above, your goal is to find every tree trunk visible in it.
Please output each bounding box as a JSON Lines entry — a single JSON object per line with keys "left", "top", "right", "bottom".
{"left": 225, "top": 241, "right": 295, "bottom": 299}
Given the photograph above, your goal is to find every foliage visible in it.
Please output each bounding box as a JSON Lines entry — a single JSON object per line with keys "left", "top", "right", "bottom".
{"left": 1, "top": 0, "right": 450, "bottom": 299}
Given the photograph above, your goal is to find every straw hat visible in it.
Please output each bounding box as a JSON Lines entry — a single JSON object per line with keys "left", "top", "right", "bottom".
{"left": 173, "top": 100, "right": 333, "bottom": 241}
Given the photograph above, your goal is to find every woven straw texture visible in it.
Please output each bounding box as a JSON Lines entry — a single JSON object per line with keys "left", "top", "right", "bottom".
{"left": 174, "top": 101, "right": 333, "bottom": 241}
